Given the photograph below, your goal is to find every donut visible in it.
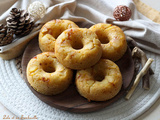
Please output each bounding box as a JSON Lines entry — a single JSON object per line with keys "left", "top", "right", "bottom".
{"left": 39, "top": 19, "right": 79, "bottom": 52}
{"left": 89, "top": 23, "right": 127, "bottom": 61}
{"left": 55, "top": 28, "right": 102, "bottom": 70}
{"left": 26, "top": 52, "right": 73, "bottom": 95}
{"left": 75, "top": 59, "right": 122, "bottom": 101}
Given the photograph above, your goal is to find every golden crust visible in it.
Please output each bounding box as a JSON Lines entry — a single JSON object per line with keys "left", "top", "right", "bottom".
{"left": 39, "top": 19, "right": 79, "bottom": 52}
{"left": 55, "top": 28, "right": 102, "bottom": 70}
{"left": 76, "top": 59, "right": 122, "bottom": 101}
{"left": 89, "top": 23, "right": 127, "bottom": 61}
{"left": 27, "top": 52, "right": 73, "bottom": 95}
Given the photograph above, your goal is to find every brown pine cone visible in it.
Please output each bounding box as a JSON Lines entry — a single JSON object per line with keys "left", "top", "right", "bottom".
{"left": 0, "top": 24, "right": 13, "bottom": 46}
{"left": 6, "top": 8, "right": 34, "bottom": 36}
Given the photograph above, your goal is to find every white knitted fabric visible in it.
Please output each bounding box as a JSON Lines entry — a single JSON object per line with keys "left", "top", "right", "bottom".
{"left": 0, "top": 0, "right": 160, "bottom": 120}
{"left": 0, "top": 51, "right": 160, "bottom": 120}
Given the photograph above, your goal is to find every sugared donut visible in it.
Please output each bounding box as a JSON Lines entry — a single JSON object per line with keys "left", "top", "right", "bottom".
{"left": 76, "top": 59, "right": 122, "bottom": 101}
{"left": 27, "top": 52, "right": 73, "bottom": 95}
{"left": 55, "top": 28, "right": 102, "bottom": 70}
{"left": 89, "top": 23, "right": 127, "bottom": 61}
{"left": 39, "top": 19, "right": 79, "bottom": 52}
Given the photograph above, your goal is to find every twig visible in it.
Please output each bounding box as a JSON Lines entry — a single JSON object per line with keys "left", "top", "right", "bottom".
{"left": 127, "top": 36, "right": 154, "bottom": 75}
{"left": 132, "top": 47, "right": 154, "bottom": 89}
{"left": 132, "top": 47, "right": 154, "bottom": 74}
{"left": 142, "top": 73, "right": 150, "bottom": 90}
{"left": 133, "top": 58, "right": 141, "bottom": 74}
{"left": 125, "top": 58, "right": 154, "bottom": 100}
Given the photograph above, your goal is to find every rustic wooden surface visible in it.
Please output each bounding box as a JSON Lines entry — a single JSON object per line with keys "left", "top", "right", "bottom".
{"left": 21, "top": 37, "right": 134, "bottom": 113}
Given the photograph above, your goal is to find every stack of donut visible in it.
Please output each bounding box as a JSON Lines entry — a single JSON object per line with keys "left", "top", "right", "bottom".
{"left": 27, "top": 19, "right": 127, "bottom": 101}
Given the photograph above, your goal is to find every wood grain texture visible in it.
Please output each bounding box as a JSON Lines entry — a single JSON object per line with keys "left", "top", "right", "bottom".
{"left": 133, "top": 0, "right": 160, "bottom": 24}
{"left": 21, "top": 37, "right": 134, "bottom": 113}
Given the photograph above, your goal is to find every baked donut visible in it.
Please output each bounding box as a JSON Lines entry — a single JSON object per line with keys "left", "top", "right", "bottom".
{"left": 89, "top": 23, "right": 127, "bottom": 61}
{"left": 27, "top": 52, "right": 73, "bottom": 95}
{"left": 76, "top": 59, "right": 122, "bottom": 101}
{"left": 39, "top": 19, "right": 79, "bottom": 52}
{"left": 55, "top": 28, "right": 102, "bottom": 70}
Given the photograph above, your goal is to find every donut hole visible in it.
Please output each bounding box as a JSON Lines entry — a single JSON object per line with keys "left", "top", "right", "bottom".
{"left": 93, "top": 72, "right": 105, "bottom": 81}
{"left": 71, "top": 39, "right": 83, "bottom": 50}
{"left": 95, "top": 31, "right": 109, "bottom": 44}
{"left": 98, "top": 35, "right": 109, "bottom": 44}
{"left": 52, "top": 29, "right": 65, "bottom": 39}
{"left": 41, "top": 62, "right": 55, "bottom": 73}
{"left": 54, "top": 33, "right": 60, "bottom": 39}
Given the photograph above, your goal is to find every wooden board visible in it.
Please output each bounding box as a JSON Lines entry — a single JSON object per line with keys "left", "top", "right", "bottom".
{"left": 21, "top": 37, "right": 134, "bottom": 113}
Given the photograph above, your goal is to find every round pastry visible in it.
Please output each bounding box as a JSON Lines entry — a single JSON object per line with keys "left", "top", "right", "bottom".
{"left": 39, "top": 19, "right": 79, "bottom": 52}
{"left": 26, "top": 52, "right": 73, "bottom": 95}
{"left": 55, "top": 28, "right": 102, "bottom": 70}
{"left": 76, "top": 59, "right": 122, "bottom": 101}
{"left": 89, "top": 23, "right": 127, "bottom": 61}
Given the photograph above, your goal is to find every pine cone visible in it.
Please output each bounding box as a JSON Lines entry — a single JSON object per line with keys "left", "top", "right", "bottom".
{"left": 6, "top": 8, "right": 34, "bottom": 36}
{"left": 0, "top": 24, "right": 13, "bottom": 46}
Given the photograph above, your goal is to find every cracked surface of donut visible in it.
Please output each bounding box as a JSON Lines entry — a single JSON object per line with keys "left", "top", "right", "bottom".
{"left": 55, "top": 28, "right": 102, "bottom": 70}
{"left": 27, "top": 52, "right": 73, "bottom": 95}
{"left": 76, "top": 59, "right": 122, "bottom": 101}
{"left": 39, "top": 19, "right": 79, "bottom": 52}
{"left": 89, "top": 23, "right": 127, "bottom": 61}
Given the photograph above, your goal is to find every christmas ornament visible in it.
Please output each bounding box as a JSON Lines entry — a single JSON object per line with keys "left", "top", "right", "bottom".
{"left": 28, "top": 1, "right": 46, "bottom": 20}
{"left": 113, "top": 5, "right": 132, "bottom": 21}
{"left": 6, "top": 8, "right": 34, "bottom": 36}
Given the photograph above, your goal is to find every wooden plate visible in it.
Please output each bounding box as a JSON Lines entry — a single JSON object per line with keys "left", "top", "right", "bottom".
{"left": 22, "top": 36, "right": 134, "bottom": 113}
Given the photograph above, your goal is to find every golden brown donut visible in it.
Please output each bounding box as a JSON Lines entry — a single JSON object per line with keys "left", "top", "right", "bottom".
{"left": 27, "top": 52, "right": 73, "bottom": 95}
{"left": 89, "top": 23, "right": 127, "bottom": 61}
{"left": 55, "top": 28, "right": 102, "bottom": 70}
{"left": 39, "top": 19, "right": 79, "bottom": 52}
{"left": 76, "top": 59, "right": 122, "bottom": 101}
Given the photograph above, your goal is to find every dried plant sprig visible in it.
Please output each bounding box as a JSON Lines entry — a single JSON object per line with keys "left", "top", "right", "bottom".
{"left": 132, "top": 47, "right": 154, "bottom": 89}
{"left": 125, "top": 58, "right": 154, "bottom": 100}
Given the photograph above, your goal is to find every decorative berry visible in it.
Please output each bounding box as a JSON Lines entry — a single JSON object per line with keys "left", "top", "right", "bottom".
{"left": 113, "top": 5, "right": 132, "bottom": 21}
